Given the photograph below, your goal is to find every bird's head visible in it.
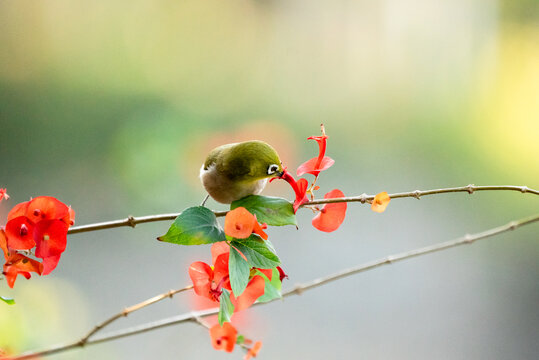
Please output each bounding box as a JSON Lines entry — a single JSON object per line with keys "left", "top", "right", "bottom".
{"left": 222, "top": 140, "right": 284, "bottom": 181}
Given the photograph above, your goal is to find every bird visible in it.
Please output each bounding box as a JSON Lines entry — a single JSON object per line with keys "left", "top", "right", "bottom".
{"left": 200, "top": 140, "right": 284, "bottom": 204}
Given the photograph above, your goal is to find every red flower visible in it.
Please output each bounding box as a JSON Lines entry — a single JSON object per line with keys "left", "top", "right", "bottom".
{"left": 279, "top": 170, "right": 309, "bottom": 213}
{"left": 1, "top": 196, "right": 75, "bottom": 285}
{"left": 296, "top": 125, "right": 335, "bottom": 177}
{"left": 311, "top": 189, "right": 347, "bottom": 232}
{"left": 0, "top": 188, "right": 9, "bottom": 202}
{"left": 224, "top": 207, "right": 268, "bottom": 240}
{"left": 34, "top": 219, "right": 69, "bottom": 258}
{"left": 4, "top": 216, "right": 35, "bottom": 250}
{"left": 42, "top": 254, "right": 62, "bottom": 275}
{"left": 189, "top": 243, "right": 268, "bottom": 312}
{"left": 2, "top": 253, "right": 43, "bottom": 288}
{"left": 26, "top": 196, "right": 70, "bottom": 224}
{"left": 210, "top": 322, "right": 237, "bottom": 352}
{"left": 189, "top": 251, "right": 230, "bottom": 302}
{"left": 244, "top": 341, "right": 263, "bottom": 360}
{"left": 7, "top": 200, "right": 30, "bottom": 221}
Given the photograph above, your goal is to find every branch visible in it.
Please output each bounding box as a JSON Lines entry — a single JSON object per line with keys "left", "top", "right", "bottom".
{"left": 67, "top": 185, "right": 538, "bottom": 235}
{"left": 10, "top": 213, "right": 539, "bottom": 360}
{"left": 78, "top": 285, "right": 193, "bottom": 344}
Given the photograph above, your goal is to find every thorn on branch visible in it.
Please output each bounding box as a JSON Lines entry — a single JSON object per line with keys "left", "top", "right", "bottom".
{"left": 167, "top": 290, "right": 175, "bottom": 298}
{"left": 293, "top": 284, "right": 304, "bottom": 295}
{"left": 127, "top": 216, "right": 136, "bottom": 228}
{"left": 466, "top": 184, "right": 475, "bottom": 194}
{"left": 464, "top": 234, "right": 473, "bottom": 243}
{"left": 385, "top": 256, "right": 395, "bottom": 264}
{"left": 520, "top": 186, "right": 529, "bottom": 193}
{"left": 122, "top": 309, "right": 129, "bottom": 317}
{"left": 413, "top": 190, "right": 421, "bottom": 199}
{"left": 508, "top": 221, "right": 518, "bottom": 230}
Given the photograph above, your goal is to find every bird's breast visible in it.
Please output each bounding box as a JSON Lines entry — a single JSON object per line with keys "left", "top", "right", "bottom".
{"left": 200, "top": 165, "right": 268, "bottom": 204}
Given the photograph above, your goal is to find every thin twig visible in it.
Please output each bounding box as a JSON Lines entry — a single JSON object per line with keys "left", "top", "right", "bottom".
{"left": 78, "top": 285, "right": 193, "bottom": 345}
{"left": 67, "top": 185, "right": 538, "bottom": 235}
{"left": 10, "top": 213, "right": 539, "bottom": 360}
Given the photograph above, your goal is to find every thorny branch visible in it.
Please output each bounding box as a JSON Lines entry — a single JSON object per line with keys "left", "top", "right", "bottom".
{"left": 67, "top": 185, "right": 539, "bottom": 235}
{"left": 8, "top": 213, "right": 539, "bottom": 360}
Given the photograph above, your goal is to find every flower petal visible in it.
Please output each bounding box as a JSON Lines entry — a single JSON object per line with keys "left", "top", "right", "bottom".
{"left": 62, "top": 206, "right": 76, "bottom": 226}
{"left": 34, "top": 219, "right": 68, "bottom": 258}
{"left": 210, "top": 322, "right": 237, "bottom": 352}
{"left": 224, "top": 207, "right": 256, "bottom": 239}
{"left": 311, "top": 189, "right": 347, "bottom": 232}
{"left": 251, "top": 218, "right": 268, "bottom": 241}
{"left": 26, "top": 196, "right": 70, "bottom": 224}
{"left": 0, "top": 229, "right": 9, "bottom": 260}
{"left": 296, "top": 156, "right": 335, "bottom": 177}
{"left": 5, "top": 216, "right": 36, "bottom": 250}
{"left": 3, "top": 253, "right": 43, "bottom": 288}
{"left": 231, "top": 275, "right": 265, "bottom": 311}
{"left": 211, "top": 242, "right": 230, "bottom": 265}
{"left": 278, "top": 170, "right": 310, "bottom": 212}
{"left": 213, "top": 253, "right": 231, "bottom": 291}
{"left": 188, "top": 261, "right": 214, "bottom": 300}
{"left": 371, "top": 191, "right": 391, "bottom": 213}
{"left": 7, "top": 201, "right": 29, "bottom": 221}
{"left": 293, "top": 178, "right": 309, "bottom": 212}
{"left": 42, "top": 254, "right": 62, "bottom": 275}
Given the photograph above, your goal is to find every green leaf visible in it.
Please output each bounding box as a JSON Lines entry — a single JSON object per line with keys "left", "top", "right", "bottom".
{"left": 255, "top": 268, "right": 282, "bottom": 303}
{"left": 236, "top": 335, "right": 246, "bottom": 345}
{"left": 218, "top": 289, "right": 235, "bottom": 326}
{"left": 228, "top": 245, "right": 251, "bottom": 297}
{"left": 157, "top": 206, "right": 226, "bottom": 245}
{"left": 231, "top": 195, "right": 297, "bottom": 226}
{"left": 231, "top": 236, "right": 280, "bottom": 269}
{"left": 1, "top": 296, "right": 15, "bottom": 305}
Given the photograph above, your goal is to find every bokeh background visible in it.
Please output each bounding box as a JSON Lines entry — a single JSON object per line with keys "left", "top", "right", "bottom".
{"left": 1, "top": 0, "right": 538, "bottom": 359}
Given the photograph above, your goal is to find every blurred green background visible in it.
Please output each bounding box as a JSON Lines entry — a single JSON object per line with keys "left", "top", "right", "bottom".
{"left": 0, "top": 0, "right": 538, "bottom": 359}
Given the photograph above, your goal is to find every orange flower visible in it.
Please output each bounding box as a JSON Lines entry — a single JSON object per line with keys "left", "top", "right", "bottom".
{"left": 210, "top": 322, "right": 237, "bottom": 353}
{"left": 225, "top": 207, "right": 268, "bottom": 240}
{"left": 311, "top": 189, "right": 347, "bottom": 232}
{"left": 3, "top": 253, "right": 43, "bottom": 288}
{"left": 371, "top": 191, "right": 390, "bottom": 213}
{"left": 244, "top": 341, "right": 262, "bottom": 360}
{"left": 230, "top": 275, "right": 265, "bottom": 311}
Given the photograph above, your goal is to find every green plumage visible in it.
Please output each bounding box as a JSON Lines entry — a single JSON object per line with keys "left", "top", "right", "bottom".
{"left": 200, "top": 141, "right": 283, "bottom": 204}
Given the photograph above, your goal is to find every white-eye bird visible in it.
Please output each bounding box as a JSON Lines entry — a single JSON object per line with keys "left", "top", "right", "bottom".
{"left": 200, "top": 140, "right": 284, "bottom": 204}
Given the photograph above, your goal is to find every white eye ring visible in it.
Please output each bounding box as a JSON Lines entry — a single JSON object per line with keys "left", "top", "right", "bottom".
{"left": 267, "top": 164, "right": 279, "bottom": 175}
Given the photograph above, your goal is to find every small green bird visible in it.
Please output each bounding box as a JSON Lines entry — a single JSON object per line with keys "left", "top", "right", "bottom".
{"left": 200, "top": 140, "right": 284, "bottom": 204}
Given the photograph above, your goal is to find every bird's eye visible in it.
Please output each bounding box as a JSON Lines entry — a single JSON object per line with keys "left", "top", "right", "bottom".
{"left": 267, "top": 164, "right": 280, "bottom": 175}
